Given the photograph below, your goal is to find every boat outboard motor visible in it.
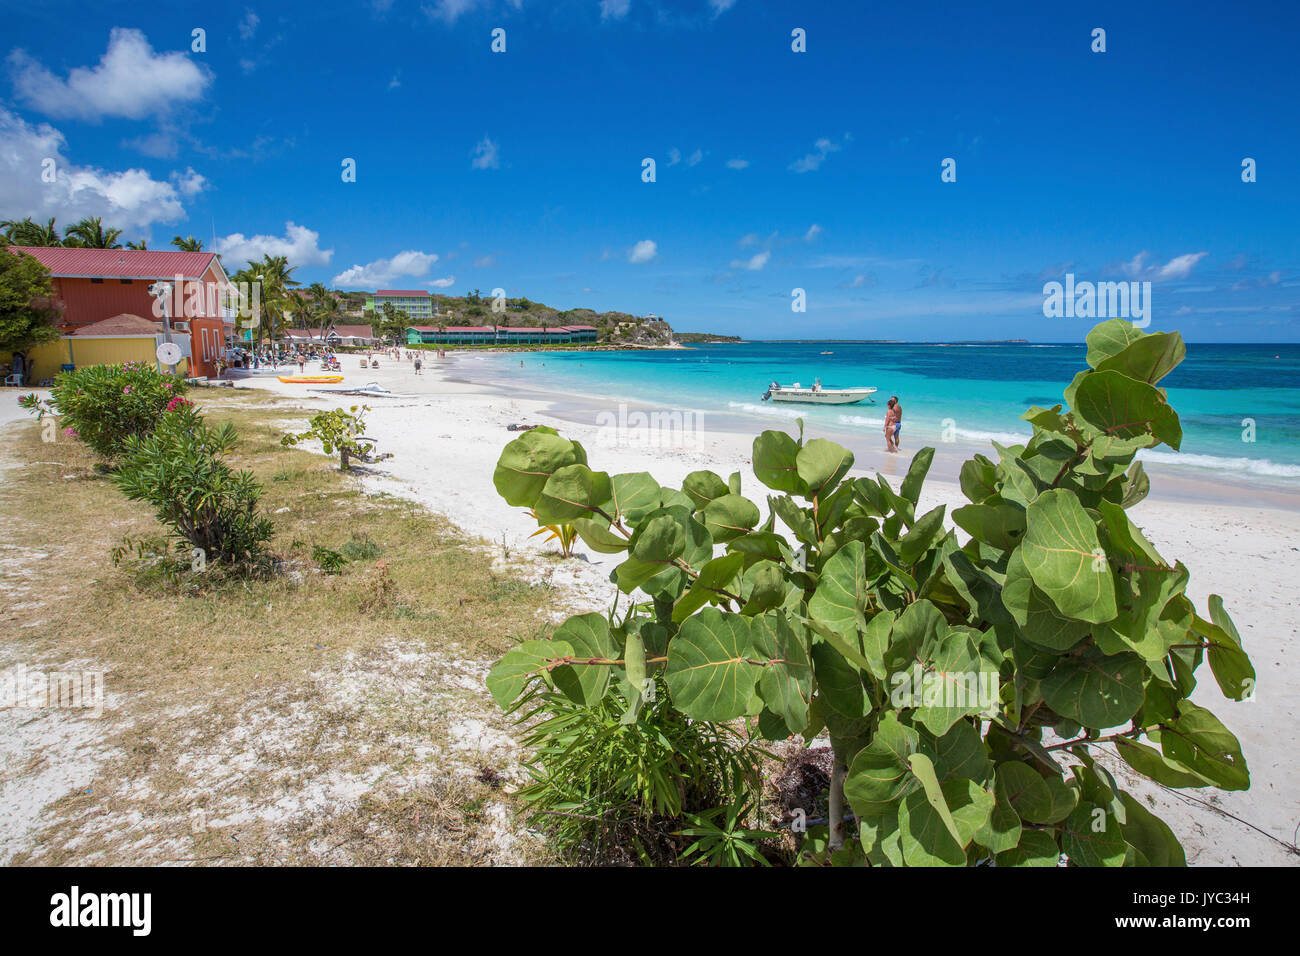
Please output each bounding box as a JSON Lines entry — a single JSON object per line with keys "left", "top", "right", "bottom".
{"left": 761, "top": 381, "right": 775, "bottom": 401}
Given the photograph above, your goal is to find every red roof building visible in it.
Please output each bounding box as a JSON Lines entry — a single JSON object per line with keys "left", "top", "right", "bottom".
{"left": 10, "top": 246, "right": 235, "bottom": 378}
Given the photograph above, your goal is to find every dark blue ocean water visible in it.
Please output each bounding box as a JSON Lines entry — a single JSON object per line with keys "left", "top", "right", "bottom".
{"left": 474, "top": 341, "right": 1300, "bottom": 482}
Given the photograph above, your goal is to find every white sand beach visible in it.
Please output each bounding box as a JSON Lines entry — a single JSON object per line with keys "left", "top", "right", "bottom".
{"left": 237, "top": 351, "right": 1300, "bottom": 867}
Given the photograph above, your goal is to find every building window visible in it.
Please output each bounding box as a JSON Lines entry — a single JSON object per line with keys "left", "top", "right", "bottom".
{"left": 91, "top": 278, "right": 104, "bottom": 284}
{"left": 120, "top": 279, "right": 133, "bottom": 284}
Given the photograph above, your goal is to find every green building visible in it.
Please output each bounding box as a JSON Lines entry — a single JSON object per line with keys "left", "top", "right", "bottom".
{"left": 406, "top": 324, "right": 599, "bottom": 346}
{"left": 366, "top": 289, "right": 437, "bottom": 322}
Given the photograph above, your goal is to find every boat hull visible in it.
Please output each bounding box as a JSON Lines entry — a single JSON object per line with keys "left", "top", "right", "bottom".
{"left": 768, "top": 388, "right": 876, "bottom": 405}
{"left": 278, "top": 375, "right": 344, "bottom": 383}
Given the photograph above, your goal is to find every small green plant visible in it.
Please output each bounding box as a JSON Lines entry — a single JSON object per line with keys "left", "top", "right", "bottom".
{"left": 114, "top": 403, "right": 275, "bottom": 572}
{"left": 506, "top": 677, "right": 768, "bottom": 865}
{"left": 524, "top": 509, "right": 579, "bottom": 557}
{"left": 340, "top": 533, "right": 382, "bottom": 561}
{"left": 678, "top": 793, "right": 782, "bottom": 867}
{"left": 281, "top": 405, "right": 392, "bottom": 471}
{"left": 24, "top": 362, "right": 188, "bottom": 460}
{"left": 487, "top": 319, "right": 1255, "bottom": 867}
{"left": 312, "top": 545, "right": 348, "bottom": 574}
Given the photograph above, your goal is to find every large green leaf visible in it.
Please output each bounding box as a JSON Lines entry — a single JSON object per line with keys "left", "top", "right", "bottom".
{"left": 1061, "top": 802, "right": 1126, "bottom": 867}
{"left": 486, "top": 639, "right": 575, "bottom": 707}
{"left": 844, "top": 713, "right": 923, "bottom": 816}
{"left": 897, "top": 504, "right": 947, "bottom": 566}
{"left": 811, "top": 642, "right": 868, "bottom": 718}
{"left": 796, "top": 438, "right": 855, "bottom": 498}
{"left": 681, "top": 470, "right": 729, "bottom": 510}
{"left": 1160, "top": 701, "right": 1250, "bottom": 791}
{"left": 571, "top": 517, "right": 630, "bottom": 554}
{"left": 1118, "top": 792, "right": 1187, "bottom": 866}
{"left": 1074, "top": 370, "right": 1183, "bottom": 453}
{"left": 702, "top": 493, "right": 761, "bottom": 543}
{"left": 664, "top": 609, "right": 758, "bottom": 722}
{"left": 752, "top": 613, "right": 812, "bottom": 731}
{"left": 1085, "top": 318, "right": 1147, "bottom": 368}
{"left": 1201, "top": 594, "right": 1255, "bottom": 702}
{"left": 996, "top": 829, "right": 1060, "bottom": 867}
{"left": 1002, "top": 547, "right": 1090, "bottom": 651}
{"left": 752, "top": 429, "right": 807, "bottom": 494}
{"left": 1041, "top": 648, "right": 1145, "bottom": 729}
{"left": 1093, "top": 330, "right": 1185, "bottom": 386}
{"left": 900, "top": 447, "right": 935, "bottom": 505}
{"left": 534, "top": 464, "right": 612, "bottom": 524}
{"left": 897, "top": 753, "right": 966, "bottom": 866}
{"left": 492, "top": 429, "right": 581, "bottom": 507}
{"left": 1021, "top": 488, "right": 1117, "bottom": 623}
{"left": 550, "top": 613, "right": 619, "bottom": 706}
{"left": 997, "top": 761, "right": 1076, "bottom": 824}
{"left": 609, "top": 472, "right": 662, "bottom": 522}
{"left": 1114, "top": 738, "right": 1213, "bottom": 789}
{"left": 807, "top": 539, "right": 867, "bottom": 637}
{"left": 952, "top": 499, "right": 1026, "bottom": 551}
{"left": 739, "top": 559, "right": 786, "bottom": 616}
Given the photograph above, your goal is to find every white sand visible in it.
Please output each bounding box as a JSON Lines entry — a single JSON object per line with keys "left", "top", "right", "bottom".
{"left": 227, "top": 354, "right": 1299, "bottom": 865}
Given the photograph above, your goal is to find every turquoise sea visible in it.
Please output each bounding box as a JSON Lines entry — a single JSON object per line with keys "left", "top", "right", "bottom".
{"left": 471, "top": 341, "right": 1300, "bottom": 487}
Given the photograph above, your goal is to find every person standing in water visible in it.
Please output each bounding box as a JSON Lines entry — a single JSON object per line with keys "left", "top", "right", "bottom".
{"left": 884, "top": 396, "right": 902, "bottom": 452}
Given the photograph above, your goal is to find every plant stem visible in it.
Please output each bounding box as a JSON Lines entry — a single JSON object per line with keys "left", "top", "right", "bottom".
{"left": 828, "top": 742, "right": 848, "bottom": 853}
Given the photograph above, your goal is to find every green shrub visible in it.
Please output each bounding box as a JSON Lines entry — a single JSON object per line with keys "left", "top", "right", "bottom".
{"left": 509, "top": 676, "right": 770, "bottom": 866}
{"left": 47, "top": 362, "right": 188, "bottom": 459}
{"left": 114, "top": 402, "right": 274, "bottom": 572}
{"left": 487, "top": 319, "right": 1255, "bottom": 867}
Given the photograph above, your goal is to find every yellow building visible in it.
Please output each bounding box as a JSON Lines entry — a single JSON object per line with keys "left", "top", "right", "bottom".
{"left": 3, "top": 314, "right": 191, "bottom": 385}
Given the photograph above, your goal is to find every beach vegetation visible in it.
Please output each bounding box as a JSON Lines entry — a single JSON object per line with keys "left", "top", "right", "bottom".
{"left": 114, "top": 401, "right": 275, "bottom": 573}
{"left": 487, "top": 318, "right": 1254, "bottom": 866}
{"left": 24, "top": 362, "right": 188, "bottom": 460}
{"left": 525, "top": 509, "right": 579, "bottom": 558}
{"left": 281, "top": 405, "right": 393, "bottom": 471}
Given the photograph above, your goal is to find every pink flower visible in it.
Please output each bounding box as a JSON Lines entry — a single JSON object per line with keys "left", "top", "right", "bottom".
{"left": 64, "top": 426, "right": 77, "bottom": 437}
{"left": 123, "top": 386, "right": 132, "bottom": 394}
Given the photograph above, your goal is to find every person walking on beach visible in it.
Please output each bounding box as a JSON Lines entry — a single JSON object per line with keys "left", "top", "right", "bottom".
{"left": 884, "top": 396, "right": 902, "bottom": 453}
{"left": 413, "top": 355, "right": 422, "bottom": 375}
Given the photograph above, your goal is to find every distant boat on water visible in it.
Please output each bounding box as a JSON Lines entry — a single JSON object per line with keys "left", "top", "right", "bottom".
{"left": 820, "top": 350, "right": 834, "bottom": 355}
{"left": 762, "top": 378, "right": 877, "bottom": 405}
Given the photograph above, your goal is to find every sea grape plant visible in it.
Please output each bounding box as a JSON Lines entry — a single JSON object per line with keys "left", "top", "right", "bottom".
{"left": 486, "top": 319, "right": 1255, "bottom": 866}
{"left": 281, "top": 405, "right": 392, "bottom": 471}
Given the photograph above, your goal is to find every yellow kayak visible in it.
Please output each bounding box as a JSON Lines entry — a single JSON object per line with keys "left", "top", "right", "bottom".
{"left": 278, "top": 375, "right": 344, "bottom": 383}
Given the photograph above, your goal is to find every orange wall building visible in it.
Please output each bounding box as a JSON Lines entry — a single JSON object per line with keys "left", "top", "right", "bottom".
{"left": 9, "top": 247, "right": 237, "bottom": 378}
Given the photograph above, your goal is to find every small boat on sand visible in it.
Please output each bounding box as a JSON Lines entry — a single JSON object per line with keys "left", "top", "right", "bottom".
{"left": 278, "top": 375, "right": 344, "bottom": 384}
{"left": 762, "top": 379, "right": 876, "bottom": 405}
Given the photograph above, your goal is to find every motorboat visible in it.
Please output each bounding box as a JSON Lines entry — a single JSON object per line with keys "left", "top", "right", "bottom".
{"left": 761, "top": 378, "right": 876, "bottom": 405}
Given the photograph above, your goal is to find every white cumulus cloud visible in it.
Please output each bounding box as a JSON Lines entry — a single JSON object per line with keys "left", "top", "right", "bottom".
{"left": 331, "top": 250, "right": 439, "bottom": 287}
{"left": 215, "top": 222, "right": 333, "bottom": 269}
{"left": 9, "top": 28, "right": 212, "bottom": 121}
{"left": 628, "top": 239, "right": 657, "bottom": 264}
{"left": 1121, "top": 250, "right": 1209, "bottom": 282}
{"left": 0, "top": 107, "right": 203, "bottom": 231}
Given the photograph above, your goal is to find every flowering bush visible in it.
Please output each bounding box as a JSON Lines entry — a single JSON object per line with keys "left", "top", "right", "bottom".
{"left": 48, "top": 362, "right": 188, "bottom": 459}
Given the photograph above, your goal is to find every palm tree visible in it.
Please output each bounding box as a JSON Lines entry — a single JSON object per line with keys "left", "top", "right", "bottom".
{"left": 126, "top": 239, "right": 149, "bottom": 250}
{"left": 172, "top": 236, "right": 204, "bottom": 251}
{"left": 306, "top": 282, "right": 340, "bottom": 338}
{"left": 248, "top": 254, "right": 300, "bottom": 355}
{"left": 1, "top": 217, "right": 63, "bottom": 246}
{"left": 63, "top": 217, "right": 123, "bottom": 249}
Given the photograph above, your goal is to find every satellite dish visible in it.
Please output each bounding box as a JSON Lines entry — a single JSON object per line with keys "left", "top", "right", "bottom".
{"left": 156, "top": 342, "right": 183, "bottom": 367}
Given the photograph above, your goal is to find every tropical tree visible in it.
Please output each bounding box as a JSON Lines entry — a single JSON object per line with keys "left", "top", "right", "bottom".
{"left": 0, "top": 247, "right": 59, "bottom": 384}
{"left": 306, "top": 282, "right": 340, "bottom": 337}
{"left": 63, "top": 217, "right": 123, "bottom": 249}
{"left": 172, "top": 236, "right": 204, "bottom": 251}
{"left": 126, "top": 239, "right": 149, "bottom": 250}
{"left": 377, "top": 301, "right": 409, "bottom": 343}
{"left": 1, "top": 217, "right": 63, "bottom": 247}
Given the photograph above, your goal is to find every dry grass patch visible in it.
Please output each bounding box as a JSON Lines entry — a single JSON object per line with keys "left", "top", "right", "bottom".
{"left": 0, "top": 388, "right": 568, "bottom": 865}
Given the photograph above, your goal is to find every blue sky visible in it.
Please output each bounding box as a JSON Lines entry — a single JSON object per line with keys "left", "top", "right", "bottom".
{"left": 1, "top": 0, "right": 1297, "bottom": 341}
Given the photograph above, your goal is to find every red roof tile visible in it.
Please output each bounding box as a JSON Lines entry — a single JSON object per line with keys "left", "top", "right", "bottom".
{"left": 10, "top": 246, "right": 221, "bottom": 280}
{"left": 72, "top": 314, "right": 164, "bottom": 336}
